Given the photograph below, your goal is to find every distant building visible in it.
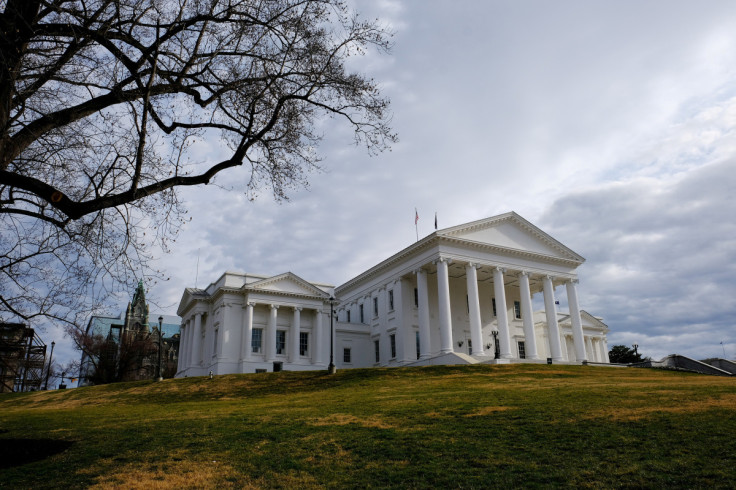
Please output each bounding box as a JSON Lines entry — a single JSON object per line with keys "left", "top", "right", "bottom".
{"left": 0, "top": 323, "right": 47, "bottom": 392}
{"left": 175, "top": 212, "right": 609, "bottom": 377}
{"left": 79, "top": 281, "right": 181, "bottom": 385}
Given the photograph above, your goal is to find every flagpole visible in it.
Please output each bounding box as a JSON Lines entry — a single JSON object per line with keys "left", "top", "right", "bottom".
{"left": 415, "top": 208, "right": 419, "bottom": 242}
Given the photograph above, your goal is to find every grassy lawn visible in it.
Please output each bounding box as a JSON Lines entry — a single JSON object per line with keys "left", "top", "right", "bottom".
{"left": 1, "top": 364, "right": 735, "bottom": 488}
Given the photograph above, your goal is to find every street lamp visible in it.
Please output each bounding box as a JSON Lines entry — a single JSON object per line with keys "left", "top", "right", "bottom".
{"left": 632, "top": 343, "right": 639, "bottom": 359}
{"left": 44, "top": 341, "right": 55, "bottom": 390}
{"left": 157, "top": 316, "right": 164, "bottom": 381}
{"left": 328, "top": 297, "right": 336, "bottom": 374}
{"left": 491, "top": 330, "right": 499, "bottom": 359}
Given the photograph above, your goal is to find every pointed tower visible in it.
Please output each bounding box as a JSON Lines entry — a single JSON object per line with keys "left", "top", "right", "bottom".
{"left": 124, "top": 280, "right": 150, "bottom": 334}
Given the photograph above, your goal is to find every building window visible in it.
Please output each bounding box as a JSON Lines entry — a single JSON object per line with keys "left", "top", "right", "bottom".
{"left": 359, "top": 304, "right": 364, "bottom": 323}
{"left": 347, "top": 310, "right": 351, "bottom": 323}
{"left": 468, "top": 338, "right": 473, "bottom": 355}
{"left": 492, "top": 298, "right": 497, "bottom": 317}
{"left": 251, "top": 328, "right": 263, "bottom": 353}
{"left": 343, "top": 347, "right": 351, "bottom": 363}
{"left": 466, "top": 295, "right": 469, "bottom": 313}
{"left": 416, "top": 331, "right": 421, "bottom": 359}
{"left": 374, "top": 340, "right": 380, "bottom": 363}
{"left": 373, "top": 297, "right": 379, "bottom": 317}
{"left": 276, "top": 330, "right": 286, "bottom": 355}
{"left": 390, "top": 334, "right": 397, "bottom": 359}
{"left": 213, "top": 328, "right": 219, "bottom": 357}
{"left": 514, "top": 301, "right": 521, "bottom": 319}
{"left": 389, "top": 290, "right": 394, "bottom": 310}
{"left": 299, "top": 332, "right": 309, "bottom": 356}
{"left": 518, "top": 341, "right": 526, "bottom": 359}
{"left": 414, "top": 288, "right": 419, "bottom": 307}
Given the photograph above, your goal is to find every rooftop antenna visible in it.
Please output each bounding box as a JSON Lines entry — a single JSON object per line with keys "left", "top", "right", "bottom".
{"left": 195, "top": 248, "right": 200, "bottom": 289}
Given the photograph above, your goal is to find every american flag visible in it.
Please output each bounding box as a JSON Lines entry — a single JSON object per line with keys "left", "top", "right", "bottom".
{"left": 415, "top": 208, "right": 419, "bottom": 225}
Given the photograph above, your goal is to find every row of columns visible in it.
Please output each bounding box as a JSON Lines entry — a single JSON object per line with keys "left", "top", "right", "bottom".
{"left": 414, "top": 258, "right": 588, "bottom": 362}
{"left": 178, "top": 302, "right": 326, "bottom": 374}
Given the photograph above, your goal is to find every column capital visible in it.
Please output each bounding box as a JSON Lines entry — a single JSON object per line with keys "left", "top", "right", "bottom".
{"left": 466, "top": 262, "right": 480, "bottom": 270}
{"left": 270, "top": 304, "right": 279, "bottom": 310}
{"left": 434, "top": 257, "right": 452, "bottom": 265}
{"left": 568, "top": 278, "right": 579, "bottom": 285}
{"left": 294, "top": 306, "right": 302, "bottom": 312}
{"left": 413, "top": 267, "right": 426, "bottom": 275}
{"left": 495, "top": 266, "right": 506, "bottom": 273}
{"left": 519, "top": 270, "right": 530, "bottom": 277}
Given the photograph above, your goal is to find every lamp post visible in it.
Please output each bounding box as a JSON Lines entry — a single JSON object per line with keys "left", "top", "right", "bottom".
{"left": 328, "top": 297, "right": 336, "bottom": 374}
{"left": 44, "top": 341, "right": 55, "bottom": 390}
{"left": 157, "top": 316, "right": 164, "bottom": 381}
{"left": 632, "top": 343, "right": 639, "bottom": 360}
{"left": 491, "top": 330, "right": 499, "bottom": 359}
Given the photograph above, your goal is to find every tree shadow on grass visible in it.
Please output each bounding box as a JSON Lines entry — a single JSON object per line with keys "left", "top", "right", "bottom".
{"left": 0, "top": 439, "right": 74, "bottom": 468}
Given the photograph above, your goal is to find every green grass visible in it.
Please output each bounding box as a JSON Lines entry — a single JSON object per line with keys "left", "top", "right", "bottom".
{"left": 1, "top": 364, "right": 735, "bottom": 488}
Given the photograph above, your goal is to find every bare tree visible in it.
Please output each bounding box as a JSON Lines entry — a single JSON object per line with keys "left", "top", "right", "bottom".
{"left": 0, "top": 0, "right": 395, "bottom": 325}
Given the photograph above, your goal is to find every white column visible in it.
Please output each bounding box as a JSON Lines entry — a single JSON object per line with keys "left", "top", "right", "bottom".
{"left": 313, "top": 308, "right": 323, "bottom": 365}
{"left": 542, "top": 276, "right": 563, "bottom": 361}
{"left": 176, "top": 323, "right": 186, "bottom": 373}
{"left": 183, "top": 320, "right": 192, "bottom": 369}
{"left": 191, "top": 313, "right": 203, "bottom": 367}
{"left": 466, "top": 263, "right": 484, "bottom": 356}
{"left": 566, "top": 280, "right": 587, "bottom": 362}
{"left": 493, "top": 267, "right": 513, "bottom": 359}
{"left": 291, "top": 307, "right": 301, "bottom": 363}
{"left": 266, "top": 304, "right": 278, "bottom": 362}
{"left": 519, "top": 271, "right": 539, "bottom": 360}
{"left": 435, "top": 258, "right": 454, "bottom": 354}
{"left": 585, "top": 336, "right": 596, "bottom": 362}
{"left": 416, "top": 269, "right": 431, "bottom": 359}
{"left": 602, "top": 339, "right": 610, "bottom": 363}
{"left": 241, "top": 302, "right": 253, "bottom": 361}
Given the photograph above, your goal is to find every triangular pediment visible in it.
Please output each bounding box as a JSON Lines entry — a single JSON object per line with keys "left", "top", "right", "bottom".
{"left": 246, "top": 272, "right": 330, "bottom": 298}
{"left": 438, "top": 212, "right": 584, "bottom": 263}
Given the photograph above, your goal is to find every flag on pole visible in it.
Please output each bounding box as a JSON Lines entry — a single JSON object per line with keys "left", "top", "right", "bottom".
{"left": 434, "top": 212, "right": 438, "bottom": 230}
{"left": 415, "top": 208, "right": 419, "bottom": 225}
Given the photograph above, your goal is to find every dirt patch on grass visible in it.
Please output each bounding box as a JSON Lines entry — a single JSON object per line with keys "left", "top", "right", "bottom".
{"left": 586, "top": 393, "right": 736, "bottom": 421}
{"left": 310, "top": 413, "right": 395, "bottom": 429}
{"left": 464, "top": 406, "right": 512, "bottom": 417}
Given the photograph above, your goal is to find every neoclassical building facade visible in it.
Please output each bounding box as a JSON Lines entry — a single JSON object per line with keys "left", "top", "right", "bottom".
{"left": 176, "top": 212, "right": 609, "bottom": 377}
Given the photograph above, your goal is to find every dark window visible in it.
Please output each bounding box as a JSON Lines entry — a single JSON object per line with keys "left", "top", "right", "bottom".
{"left": 347, "top": 310, "right": 351, "bottom": 323}
{"left": 359, "top": 304, "right": 364, "bottom": 323}
{"left": 492, "top": 298, "right": 497, "bottom": 317}
{"left": 374, "top": 340, "right": 380, "bottom": 363}
{"left": 276, "top": 330, "right": 286, "bottom": 355}
{"left": 414, "top": 288, "right": 419, "bottom": 307}
{"left": 251, "top": 328, "right": 263, "bottom": 353}
{"left": 518, "top": 341, "right": 526, "bottom": 359}
{"left": 416, "top": 332, "right": 421, "bottom": 359}
{"left": 390, "top": 334, "right": 397, "bottom": 359}
{"left": 299, "top": 332, "right": 309, "bottom": 356}
{"left": 343, "top": 347, "right": 351, "bottom": 363}
{"left": 514, "top": 301, "right": 521, "bottom": 319}
{"left": 468, "top": 339, "right": 473, "bottom": 355}
{"left": 389, "top": 290, "right": 394, "bottom": 310}
{"left": 373, "top": 297, "right": 379, "bottom": 317}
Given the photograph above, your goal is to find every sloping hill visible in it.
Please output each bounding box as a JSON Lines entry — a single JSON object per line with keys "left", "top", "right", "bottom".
{"left": 1, "top": 364, "right": 735, "bottom": 488}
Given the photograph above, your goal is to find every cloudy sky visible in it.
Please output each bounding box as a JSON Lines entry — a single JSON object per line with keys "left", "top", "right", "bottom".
{"left": 48, "top": 0, "right": 736, "bottom": 369}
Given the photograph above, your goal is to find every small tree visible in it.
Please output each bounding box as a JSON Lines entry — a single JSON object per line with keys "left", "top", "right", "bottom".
{"left": 0, "top": 0, "right": 395, "bottom": 327}
{"left": 608, "top": 345, "right": 647, "bottom": 364}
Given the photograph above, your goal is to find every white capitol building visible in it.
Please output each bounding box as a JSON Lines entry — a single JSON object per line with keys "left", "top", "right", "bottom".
{"left": 175, "top": 212, "right": 609, "bottom": 377}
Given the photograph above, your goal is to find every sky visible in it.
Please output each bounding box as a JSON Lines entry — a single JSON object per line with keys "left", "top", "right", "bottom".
{"left": 46, "top": 0, "right": 736, "bottom": 372}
